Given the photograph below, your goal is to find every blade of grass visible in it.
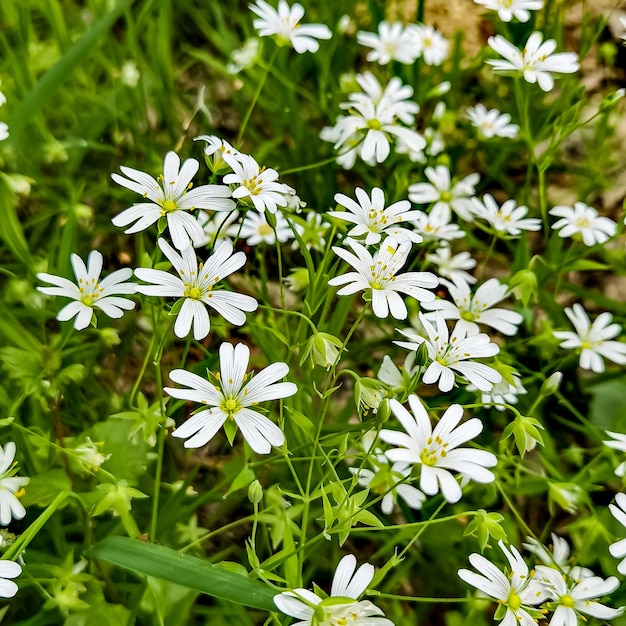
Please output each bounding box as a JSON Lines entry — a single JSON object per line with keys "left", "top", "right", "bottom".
{"left": 90, "top": 536, "right": 279, "bottom": 612}
{"left": 8, "top": 0, "right": 133, "bottom": 149}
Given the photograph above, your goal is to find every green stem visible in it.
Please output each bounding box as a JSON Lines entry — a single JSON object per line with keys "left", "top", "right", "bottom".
{"left": 4, "top": 491, "right": 70, "bottom": 560}
{"left": 236, "top": 48, "right": 277, "bottom": 146}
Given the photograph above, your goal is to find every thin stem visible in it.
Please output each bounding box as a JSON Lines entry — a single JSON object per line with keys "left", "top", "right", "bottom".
{"left": 236, "top": 48, "right": 278, "bottom": 146}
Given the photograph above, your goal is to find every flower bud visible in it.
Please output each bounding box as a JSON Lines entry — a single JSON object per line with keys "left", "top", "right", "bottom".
{"left": 540, "top": 372, "right": 563, "bottom": 397}
{"left": 248, "top": 480, "right": 263, "bottom": 504}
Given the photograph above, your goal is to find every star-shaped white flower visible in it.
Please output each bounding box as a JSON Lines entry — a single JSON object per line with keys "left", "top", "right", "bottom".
{"left": 134, "top": 238, "right": 258, "bottom": 340}
{"left": 112, "top": 151, "right": 235, "bottom": 250}
{"left": 487, "top": 32, "right": 579, "bottom": 92}
{"left": 553, "top": 303, "right": 626, "bottom": 373}
{"left": 406, "top": 24, "right": 449, "bottom": 66}
{"left": 534, "top": 566, "right": 624, "bottom": 625}
{"left": 329, "top": 187, "right": 422, "bottom": 245}
{"left": 356, "top": 21, "right": 420, "bottom": 65}
{"left": 328, "top": 237, "right": 438, "bottom": 320}
{"left": 474, "top": 0, "right": 543, "bottom": 22}
{"left": 412, "top": 205, "right": 465, "bottom": 242}
{"left": 408, "top": 165, "right": 480, "bottom": 221}
{"left": 609, "top": 492, "right": 626, "bottom": 574}
{"left": 274, "top": 554, "right": 393, "bottom": 626}
{"left": 322, "top": 74, "right": 425, "bottom": 167}
{"left": 472, "top": 194, "right": 541, "bottom": 236}
{"left": 549, "top": 202, "right": 616, "bottom": 246}
{"left": 523, "top": 534, "right": 594, "bottom": 581}
{"left": 37, "top": 250, "right": 137, "bottom": 331}
{"left": 0, "top": 560, "right": 21, "bottom": 599}
{"left": 466, "top": 104, "right": 520, "bottom": 139}
{"left": 422, "top": 277, "right": 523, "bottom": 336}
{"left": 396, "top": 312, "right": 502, "bottom": 392}
{"left": 165, "top": 342, "right": 296, "bottom": 454}
{"left": 425, "top": 246, "right": 477, "bottom": 287}
{"left": 380, "top": 395, "right": 497, "bottom": 503}
{"left": 230, "top": 209, "right": 294, "bottom": 246}
{"left": 0, "top": 442, "right": 29, "bottom": 527}
{"left": 459, "top": 541, "right": 551, "bottom": 626}
{"left": 604, "top": 431, "right": 626, "bottom": 477}
{"left": 222, "top": 153, "right": 290, "bottom": 214}
{"left": 249, "top": 0, "right": 331, "bottom": 54}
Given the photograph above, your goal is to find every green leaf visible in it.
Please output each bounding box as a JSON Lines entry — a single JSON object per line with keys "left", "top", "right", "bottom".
{"left": 21, "top": 469, "right": 72, "bottom": 508}
{"left": 223, "top": 465, "right": 255, "bottom": 498}
{"left": 0, "top": 174, "right": 33, "bottom": 266}
{"left": 90, "top": 536, "right": 278, "bottom": 611}
{"left": 564, "top": 259, "right": 609, "bottom": 271}
{"left": 9, "top": 0, "right": 134, "bottom": 147}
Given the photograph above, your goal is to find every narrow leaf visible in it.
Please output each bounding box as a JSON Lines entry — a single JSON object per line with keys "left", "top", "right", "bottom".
{"left": 90, "top": 536, "right": 278, "bottom": 612}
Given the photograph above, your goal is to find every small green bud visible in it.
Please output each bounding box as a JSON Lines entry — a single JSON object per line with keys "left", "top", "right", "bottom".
{"left": 509, "top": 269, "right": 538, "bottom": 307}
{"left": 301, "top": 331, "right": 343, "bottom": 370}
{"left": 413, "top": 342, "right": 430, "bottom": 367}
{"left": 540, "top": 372, "right": 563, "bottom": 397}
{"left": 99, "top": 327, "right": 121, "bottom": 347}
{"left": 248, "top": 480, "right": 263, "bottom": 504}
{"left": 599, "top": 88, "right": 625, "bottom": 113}
{"left": 548, "top": 482, "right": 583, "bottom": 514}
{"left": 285, "top": 267, "right": 309, "bottom": 293}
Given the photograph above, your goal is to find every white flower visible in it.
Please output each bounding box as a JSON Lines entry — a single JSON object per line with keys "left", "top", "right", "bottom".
{"left": 406, "top": 24, "right": 449, "bottom": 65}
{"left": 222, "top": 153, "right": 290, "bottom": 214}
{"left": 466, "top": 104, "right": 519, "bottom": 138}
{"left": 523, "top": 534, "right": 594, "bottom": 581}
{"left": 356, "top": 21, "right": 420, "bottom": 65}
{"left": 549, "top": 202, "right": 616, "bottom": 246}
{"left": 249, "top": 0, "right": 331, "bottom": 54}
{"left": 604, "top": 431, "right": 626, "bottom": 477}
{"left": 274, "top": 554, "right": 393, "bottom": 626}
{"left": 165, "top": 342, "right": 296, "bottom": 454}
{"left": 487, "top": 32, "right": 579, "bottom": 92}
{"left": 328, "top": 237, "right": 438, "bottom": 320}
{"left": 111, "top": 151, "right": 235, "bottom": 250}
{"left": 0, "top": 560, "right": 21, "bottom": 599}
{"left": 609, "top": 492, "right": 626, "bottom": 574}
{"left": 459, "top": 541, "right": 551, "bottom": 626}
{"left": 535, "top": 566, "right": 624, "bottom": 625}
{"left": 0, "top": 122, "right": 8, "bottom": 142}
{"left": 396, "top": 312, "right": 502, "bottom": 392}
{"left": 328, "top": 187, "right": 422, "bottom": 245}
{"left": 471, "top": 374, "right": 527, "bottom": 411}
{"left": 474, "top": 0, "right": 543, "bottom": 22}
{"left": 347, "top": 73, "right": 419, "bottom": 124}
{"left": 472, "top": 194, "right": 541, "bottom": 236}
{"left": 322, "top": 74, "right": 425, "bottom": 167}
{"left": 0, "top": 442, "right": 29, "bottom": 527}
{"left": 194, "top": 135, "right": 240, "bottom": 173}
{"left": 380, "top": 396, "right": 497, "bottom": 503}
{"left": 194, "top": 210, "right": 239, "bottom": 248}
{"left": 0, "top": 89, "right": 5, "bottom": 107}
{"left": 422, "top": 277, "right": 523, "bottom": 336}
{"left": 621, "top": 16, "right": 626, "bottom": 44}
{"left": 37, "top": 251, "right": 137, "bottom": 331}
{"left": 290, "top": 212, "right": 329, "bottom": 251}
{"left": 553, "top": 304, "right": 626, "bottom": 373}
{"left": 408, "top": 165, "right": 480, "bottom": 221}
{"left": 134, "top": 238, "right": 258, "bottom": 340}
{"left": 226, "top": 37, "right": 260, "bottom": 74}
{"left": 120, "top": 60, "right": 140, "bottom": 87}
{"left": 230, "top": 210, "right": 294, "bottom": 246}
{"left": 412, "top": 205, "right": 465, "bottom": 242}
{"left": 425, "top": 246, "right": 477, "bottom": 287}
{"left": 351, "top": 455, "right": 426, "bottom": 514}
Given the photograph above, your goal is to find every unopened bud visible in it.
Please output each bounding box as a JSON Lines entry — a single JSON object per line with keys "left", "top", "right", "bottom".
{"left": 248, "top": 480, "right": 263, "bottom": 504}
{"left": 540, "top": 372, "right": 563, "bottom": 397}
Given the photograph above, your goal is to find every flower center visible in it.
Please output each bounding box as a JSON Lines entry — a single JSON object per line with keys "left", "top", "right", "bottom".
{"left": 220, "top": 396, "right": 242, "bottom": 417}
{"left": 242, "top": 174, "right": 263, "bottom": 195}
{"left": 506, "top": 589, "right": 522, "bottom": 612}
{"left": 560, "top": 594, "right": 575, "bottom": 609}
{"left": 460, "top": 310, "right": 476, "bottom": 321}
{"left": 419, "top": 436, "right": 449, "bottom": 466}
{"left": 574, "top": 217, "right": 590, "bottom": 229}
{"left": 440, "top": 191, "right": 453, "bottom": 203}
{"left": 366, "top": 118, "right": 382, "bottom": 130}
{"left": 161, "top": 199, "right": 178, "bottom": 212}
{"left": 184, "top": 285, "right": 202, "bottom": 299}
{"left": 258, "top": 223, "right": 273, "bottom": 236}
{"left": 78, "top": 278, "right": 102, "bottom": 306}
